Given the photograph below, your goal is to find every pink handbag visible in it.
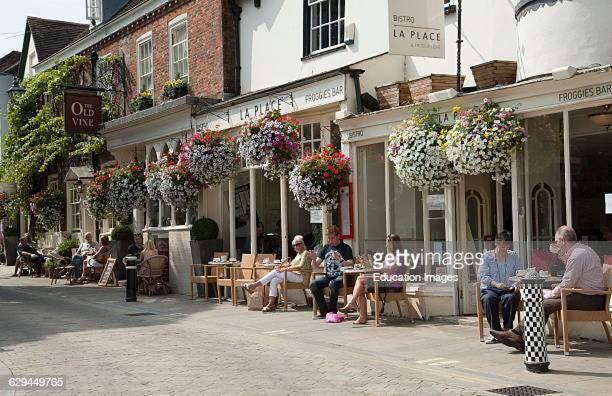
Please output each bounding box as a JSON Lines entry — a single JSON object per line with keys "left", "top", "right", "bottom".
{"left": 325, "top": 312, "right": 346, "bottom": 323}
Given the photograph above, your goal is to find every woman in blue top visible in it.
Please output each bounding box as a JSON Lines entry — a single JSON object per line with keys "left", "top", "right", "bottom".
{"left": 478, "top": 230, "right": 521, "bottom": 344}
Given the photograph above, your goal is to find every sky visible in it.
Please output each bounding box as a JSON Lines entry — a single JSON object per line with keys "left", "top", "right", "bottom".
{"left": 0, "top": 0, "right": 87, "bottom": 56}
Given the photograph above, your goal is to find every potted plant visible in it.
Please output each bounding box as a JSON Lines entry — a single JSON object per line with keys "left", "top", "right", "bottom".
{"left": 190, "top": 217, "right": 222, "bottom": 298}
{"left": 161, "top": 75, "right": 188, "bottom": 100}
{"left": 158, "top": 162, "right": 200, "bottom": 210}
{"left": 85, "top": 169, "right": 114, "bottom": 221}
{"left": 30, "top": 189, "right": 65, "bottom": 231}
{"left": 3, "top": 225, "right": 19, "bottom": 266}
{"left": 110, "top": 224, "right": 134, "bottom": 280}
{"left": 129, "top": 90, "right": 153, "bottom": 113}
{"left": 180, "top": 130, "right": 239, "bottom": 187}
{"left": 108, "top": 161, "right": 147, "bottom": 221}
{"left": 56, "top": 235, "right": 80, "bottom": 258}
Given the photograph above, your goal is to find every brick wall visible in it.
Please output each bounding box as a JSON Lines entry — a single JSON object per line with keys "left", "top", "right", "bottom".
{"left": 84, "top": 0, "right": 238, "bottom": 111}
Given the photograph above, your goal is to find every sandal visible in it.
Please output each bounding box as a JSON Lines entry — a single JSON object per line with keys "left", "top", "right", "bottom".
{"left": 339, "top": 305, "right": 357, "bottom": 313}
{"left": 353, "top": 318, "right": 368, "bottom": 325}
{"left": 262, "top": 305, "right": 276, "bottom": 313}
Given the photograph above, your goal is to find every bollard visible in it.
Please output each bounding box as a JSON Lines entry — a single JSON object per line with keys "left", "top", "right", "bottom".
{"left": 124, "top": 256, "right": 138, "bottom": 302}
{"left": 521, "top": 273, "right": 549, "bottom": 373}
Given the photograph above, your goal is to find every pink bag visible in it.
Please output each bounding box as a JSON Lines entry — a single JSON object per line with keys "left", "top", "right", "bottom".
{"left": 325, "top": 312, "right": 346, "bottom": 323}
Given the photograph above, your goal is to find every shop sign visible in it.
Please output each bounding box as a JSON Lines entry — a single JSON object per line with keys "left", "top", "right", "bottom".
{"left": 310, "top": 209, "right": 323, "bottom": 224}
{"left": 388, "top": 0, "right": 445, "bottom": 58}
{"left": 64, "top": 90, "right": 102, "bottom": 134}
{"left": 195, "top": 75, "right": 345, "bottom": 130}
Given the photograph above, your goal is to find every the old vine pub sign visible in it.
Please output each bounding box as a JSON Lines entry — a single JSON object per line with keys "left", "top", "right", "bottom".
{"left": 64, "top": 90, "right": 102, "bottom": 134}
{"left": 388, "top": 0, "right": 445, "bottom": 58}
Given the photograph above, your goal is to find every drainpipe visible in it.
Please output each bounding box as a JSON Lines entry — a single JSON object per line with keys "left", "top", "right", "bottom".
{"left": 342, "top": 68, "right": 365, "bottom": 114}
{"left": 229, "top": 0, "right": 242, "bottom": 96}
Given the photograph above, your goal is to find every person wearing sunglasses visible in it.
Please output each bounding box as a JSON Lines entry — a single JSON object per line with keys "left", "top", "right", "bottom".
{"left": 244, "top": 235, "right": 312, "bottom": 312}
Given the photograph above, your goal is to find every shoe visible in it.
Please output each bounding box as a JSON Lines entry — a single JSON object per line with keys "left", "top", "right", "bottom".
{"left": 339, "top": 305, "right": 356, "bottom": 314}
{"left": 485, "top": 335, "right": 499, "bottom": 344}
{"left": 490, "top": 330, "right": 525, "bottom": 352}
{"left": 262, "top": 305, "right": 276, "bottom": 313}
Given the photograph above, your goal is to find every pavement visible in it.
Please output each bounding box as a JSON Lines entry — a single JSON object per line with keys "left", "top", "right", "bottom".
{"left": 0, "top": 265, "right": 610, "bottom": 396}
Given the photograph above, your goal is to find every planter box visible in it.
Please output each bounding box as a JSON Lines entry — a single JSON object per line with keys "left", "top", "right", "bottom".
{"left": 408, "top": 74, "right": 465, "bottom": 103}
{"left": 4, "top": 236, "right": 18, "bottom": 266}
{"left": 376, "top": 81, "right": 412, "bottom": 110}
{"left": 470, "top": 60, "right": 517, "bottom": 89}
{"left": 111, "top": 240, "right": 132, "bottom": 280}
{"left": 190, "top": 239, "right": 223, "bottom": 298}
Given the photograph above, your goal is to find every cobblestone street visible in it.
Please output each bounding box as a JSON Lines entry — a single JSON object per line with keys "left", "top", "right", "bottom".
{"left": 0, "top": 267, "right": 610, "bottom": 395}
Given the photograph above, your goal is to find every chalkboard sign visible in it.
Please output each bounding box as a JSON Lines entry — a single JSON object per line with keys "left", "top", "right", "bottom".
{"left": 98, "top": 258, "right": 117, "bottom": 287}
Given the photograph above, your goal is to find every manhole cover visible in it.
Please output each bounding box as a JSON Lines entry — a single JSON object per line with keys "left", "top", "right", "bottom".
{"left": 488, "top": 386, "right": 560, "bottom": 396}
{"left": 124, "top": 312, "right": 157, "bottom": 316}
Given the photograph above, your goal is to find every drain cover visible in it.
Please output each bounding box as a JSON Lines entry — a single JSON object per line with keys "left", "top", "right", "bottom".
{"left": 124, "top": 312, "right": 157, "bottom": 316}
{"left": 488, "top": 386, "right": 560, "bottom": 396}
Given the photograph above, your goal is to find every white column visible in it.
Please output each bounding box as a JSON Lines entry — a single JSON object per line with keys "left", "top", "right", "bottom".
{"left": 444, "top": 185, "right": 458, "bottom": 315}
{"left": 280, "top": 176, "right": 288, "bottom": 259}
{"left": 249, "top": 168, "right": 257, "bottom": 254}
{"left": 511, "top": 148, "right": 526, "bottom": 265}
{"left": 170, "top": 205, "right": 176, "bottom": 227}
{"left": 495, "top": 182, "right": 503, "bottom": 234}
{"left": 384, "top": 141, "right": 391, "bottom": 236}
{"left": 133, "top": 208, "right": 144, "bottom": 233}
{"left": 523, "top": 133, "right": 532, "bottom": 269}
{"left": 563, "top": 110, "right": 572, "bottom": 227}
{"left": 158, "top": 200, "right": 163, "bottom": 227}
{"left": 144, "top": 198, "right": 151, "bottom": 229}
{"left": 228, "top": 178, "right": 236, "bottom": 258}
{"left": 422, "top": 189, "right": 431, "bottom": 276}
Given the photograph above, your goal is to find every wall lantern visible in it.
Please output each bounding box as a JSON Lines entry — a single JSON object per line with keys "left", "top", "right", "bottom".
{"left": 588, "top": 105, "right": 612, "bottom": 130}
{"left": 75, "top": 179, "right": 84, "bottom": 194}
{"left": 6, "top": 77, "right": 25, "bottom": 99}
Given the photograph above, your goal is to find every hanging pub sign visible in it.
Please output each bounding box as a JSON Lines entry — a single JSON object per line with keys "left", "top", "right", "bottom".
{"left": 388, "top": 0, "right": 445, "bottom": 58}
{"left": 64, "top": 90, "right": 102, "bottom": 134}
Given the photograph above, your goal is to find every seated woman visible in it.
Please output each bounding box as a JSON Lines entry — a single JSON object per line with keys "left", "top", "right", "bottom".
{"left": 244, "top": 235, "right": 312, "bottom": 312}
{"left": 79, "top": 236, "right": 111, "bottom": 281}
{"left": 139, "top": 240, "right": 158, "bottom": 262}
{"left": 340, "top": 234, "right": 404, "bottom": 324}
{"left": 71, "top": 232, "right": 97, "bottom": 279}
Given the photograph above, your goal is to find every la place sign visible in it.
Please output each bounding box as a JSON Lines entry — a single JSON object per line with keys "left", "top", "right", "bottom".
{"left": 64, "top": 90, "right": 102, "bottom": 134}
{"left": 388, "top": 0, "right": 445, "bottom": 58}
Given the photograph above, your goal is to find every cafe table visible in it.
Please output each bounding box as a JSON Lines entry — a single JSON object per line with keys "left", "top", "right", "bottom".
{"left": 205, "top": 260, "right": 241, "bottom": 301}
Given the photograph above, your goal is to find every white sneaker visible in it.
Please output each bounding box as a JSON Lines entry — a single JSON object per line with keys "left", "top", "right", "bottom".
{"left": 485, "top": 335, "right": 499, "bottom": 344}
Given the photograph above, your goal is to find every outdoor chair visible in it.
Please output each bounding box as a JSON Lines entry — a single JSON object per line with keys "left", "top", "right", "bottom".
{"left": 191, "top": 251, "right": 228, "bottom": 300}
{"left": 47, "top": 251, "right": 75, "bottom": 285}
{"left": 16, "top": 252, "right": 35, "bottom": 277}
{"left": 278, "top": 269, "right": 312, "bottom": 311}
{"left": 476, "top": 283, "right": 523, "bottom": 341}
{"left": 138, "top": 255, "right": 169, "bottom": 296}
{"left": 552, "top": 264, "right": 612, "bottom": 355}
{"left": 366, "top": 278, "right": 423, "bottom": 327}
{"left": 217, "top": 253, "right": 256, "bottom": 305}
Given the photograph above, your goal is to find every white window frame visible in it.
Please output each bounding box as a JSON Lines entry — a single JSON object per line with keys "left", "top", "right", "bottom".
{"left": 86, "top": 0, "right": 102, "bottom": 22}
{"left": 137, "top": 32, "right": 154, "bottom": 94}
{"left": 300, "top": 122, "right": 322, "bottom": 155}
{"left": 308, "top": 0, "right": 346, "bottom": 55}
{"left": 69, "top": 182, "right": 82, "bottom": 232}
{"left": 168, "top": 14, "right": 189, "bottom": 81}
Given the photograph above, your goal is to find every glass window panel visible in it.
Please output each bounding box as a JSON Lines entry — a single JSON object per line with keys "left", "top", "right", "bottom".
{"left": 340, "top": 0, "right": 345, "bottom": 16}
{"left": 312, "top": 123, "right": 321, "bottom": 140}
{"left": 311, "top": 5, "right": 320, "bottom": 28}
{"left": 331, "top": 0, "right": 339, "bottom": 20}
{"left": 302, "top": 124, "right": 311, "bottom": 140}
{"left": 330, "top": 22, "right": 339, "bottom": 46}
{"left": 357, "top": 143, "right": 387, "bottom": 255}
{"left": 313, "top": 141, "right": 320, "bottom": 151}
{"left": 340, "top": 20, "right": 345, "bottom": 42}
{"left": 321, "top": 25, "right": 329, "bottom": 49}
{"left": 321, "top": 1, "right": 330, "bottom": 23}
{"left": 311, "top": 28, "right": 320, "bottom": 52}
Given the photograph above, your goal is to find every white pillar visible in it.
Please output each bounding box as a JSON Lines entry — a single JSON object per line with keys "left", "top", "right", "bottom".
{"left": 228, "top": 178, "right": 236, "bottom": 258}
{"left": 170, "top": 205, "right": 176, "bottom": 227}
{"left": 280, "top": 176, "right": 288, "bottom": 259}
{"left": 444, "top": 185, "right": 458, "bottom": 315}
{"left": 495, "top": 182, "right": 504, "bottom": 234}
{"left": 249, "top": 168, "right": 257, "bottom": 254}
{"left": 422, "top": 189, "right": 431, "bottom": 276}
{"left": 145, "top": 198, "right": 151, "bottom": 229}
{"left": 563, "top": 110, "right": 572, "bottom": 227}
{"left": 384, "top": 141, "right": 391, "bottom": 236}
{"left": 523, "top": 134, "right": 532, "bottom": 269}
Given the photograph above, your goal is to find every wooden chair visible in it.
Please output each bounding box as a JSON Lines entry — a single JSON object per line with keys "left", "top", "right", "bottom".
{"left": 47, "top": 251, "right": 74, "bottom": 285}
{"left": 191, "top": 252, "right": 228, "bottom": 300}
{"left": 16, "top": 252, "right": 35, "bottom": 277}
{"left": 366, "top": 279, "right": 416, "bottom": 327}
{"left": 553, "top": 264, "right": 612, "bottom": 355}
{"left": 309, "top": 269, "right": 354, "bottom": 316}
{"left": 476, "top": 283, "right": 523, "bottom": 341}
{"left": 138, "top": 255, "right": 169, "bottom": 296}
{"left": 279, "top": 269, "right": 312, "bottom": 311}
{"left": 217, "top": 253, "right": 256, "bottom": 305}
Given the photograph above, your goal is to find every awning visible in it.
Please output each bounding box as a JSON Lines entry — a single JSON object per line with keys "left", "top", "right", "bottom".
{"left": 64, "top": 166, "right": 94, "bottom": 182}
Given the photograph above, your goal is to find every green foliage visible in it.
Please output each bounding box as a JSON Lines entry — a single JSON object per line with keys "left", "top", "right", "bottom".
{"left": 0, "top": 55, "right": 106, "bottom": 204}
{"left": 161, "top": 77, "right": 188, "bottom": 100}
{"left": 3, "top": 226, "right": 19, "bottom": 237}
{"left": 129, "top": 90, "right": 153, "bottom": 113}
{"left": 191, "top": 217, "right": 219, "bottom": 240}
{"left": 57, "top": 235, "right": 80, "bottom": 257}
{"left": 111, "top": 224, "right": 134, "bottom": 241}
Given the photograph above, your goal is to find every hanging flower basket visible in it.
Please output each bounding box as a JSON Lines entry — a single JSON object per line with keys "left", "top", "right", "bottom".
{"left": 181, "top": 130, "right": 239, "bottom": 186}
{"left": 85, "top": 169, "right": 114, "bottom": 220}
{"left": 444, "top": 98, "right": 527, "bottom": 183}
{"left": 159, "top": 162, "right": 201, "bottom": 210}
{"left": 145, "top": 153, "right": 177, "bottom": 201}
{"left": 108, "top": 161, "right": 147, "bottom": 219}
{"left": 30, "top": 189, "right": 64, "bottom": 230}
{"left": 289, "top": 145, "right": 351, "bottom": 210}
{"left": 0, "top": 192, "right": 9, "bottom": 220}
{"left": 387, "top": 109, "right": 460, "bottom": 191}
{"left": 238, "top": 110, "right": 301, "bottom": 180}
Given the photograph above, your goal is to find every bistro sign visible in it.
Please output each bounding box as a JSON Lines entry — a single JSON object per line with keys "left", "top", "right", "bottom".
{"left": 388, "top": 0, "right": 445, "bottom": 58}
{"left": 64, "top": 90, "right": 102, "bottom": 134}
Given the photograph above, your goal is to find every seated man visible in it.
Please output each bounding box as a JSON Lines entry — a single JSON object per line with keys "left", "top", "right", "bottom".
{"left": 492, "top": 226, "right": 605, "bottom": 351}
{"left": 309, "top": 225, "right": 354, "bottom": 317}
{"left": 479, "top": 231, "right": 521, "bottom": 344}
{"left": 71, "top": 232, "right": 97, "bottom": 279}
{"left": 16, "top": 234, "right": 45, "bottom": 276}
{"left": 127, "top": 233, "right": 143, "bottom": 258}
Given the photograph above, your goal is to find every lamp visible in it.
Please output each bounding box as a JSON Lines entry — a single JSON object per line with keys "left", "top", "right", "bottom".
{"left": 6, "top": 77, "right": 25, "bottom": 99}
{"left": 75, "top": 179, "right": 83, "bottom": 194}
{"left": 588, "top": 105, "right": 612, "bottom": 130}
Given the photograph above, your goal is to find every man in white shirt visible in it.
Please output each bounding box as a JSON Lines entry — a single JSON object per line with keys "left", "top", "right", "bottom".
{"left": 491, "top": 226, "right": 605, "bottom": 351}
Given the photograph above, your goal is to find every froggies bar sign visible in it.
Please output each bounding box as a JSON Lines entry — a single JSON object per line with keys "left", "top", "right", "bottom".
{"left": 388, "top": 0, "right": 445, "bottom": 58}
{"left": 64, "top": 90, "right": 102, "bottom": 134}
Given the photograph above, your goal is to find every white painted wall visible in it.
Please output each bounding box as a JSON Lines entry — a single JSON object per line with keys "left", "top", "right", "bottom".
{"left": 0, "top": 74, "right": 13, "bottom": 159}
{"left": 517, "top": 0, "right": 612, "bottom": 80}
{"left": 238, "top": 0, "right": 389, "bottom": 93}
{"left": 23, "top": 35, "right": 38, "bottom": 78}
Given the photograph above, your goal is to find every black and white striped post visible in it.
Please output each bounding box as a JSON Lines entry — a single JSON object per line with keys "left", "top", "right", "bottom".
{"left": 521, "top": 273, "right": 550, "bottom": 373}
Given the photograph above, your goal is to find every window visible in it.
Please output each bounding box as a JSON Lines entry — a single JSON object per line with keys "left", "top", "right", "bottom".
{"left": 532, "top": 183, "right": 555, "bottom": 242}
{"left": 300, "top": 123, "right": 322, "bottom": 155}
{"left": 70, "top": 183, "right": 82, "bottom": 231}
{"left": 465, "top": 189, "right": 487, "bottom": 241}
{"left": 86, "top": 0, "right": 102, "bottom": 22}
{"left": 138, "top": 36, "right": 153, "bottom": 92}
{"left": 306, "top": 0, "right": 345, "bottom": 55}
{"left": 169, "top": 20, "right": 189, "bottom": 80}
{"left": 444, "top": 0, "right": 457, "bottom": 15}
